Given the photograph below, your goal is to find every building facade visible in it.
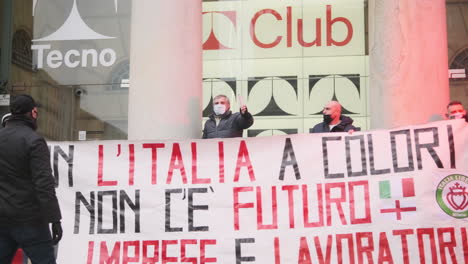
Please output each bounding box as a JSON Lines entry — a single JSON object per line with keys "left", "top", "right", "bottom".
{"left": 0, "top": 0, "right": 465, "bottom": 141}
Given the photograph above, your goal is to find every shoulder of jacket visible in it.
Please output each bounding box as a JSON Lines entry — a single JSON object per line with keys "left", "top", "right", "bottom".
{"left": 314, "top": 122, "right": 326, "bottom": 128}
{"left": 232, "top": 112, "right": 242, "bottom": 117}
{"left": 340, "top": 115, "right": 354, "bottom": 124}
{"left": 223, "top": 111, "right": 234, "bottom": 118}
{"left": 28, "top": 131, "right": 46, "bottom": 144}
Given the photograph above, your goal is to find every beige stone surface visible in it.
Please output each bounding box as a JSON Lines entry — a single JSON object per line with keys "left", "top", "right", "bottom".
{"left": 369, "top": 0, "right": 450, "bottom": 128}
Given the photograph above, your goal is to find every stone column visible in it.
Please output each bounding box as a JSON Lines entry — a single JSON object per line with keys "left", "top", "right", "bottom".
{"left": 369, "top": 0, "right": 449, "bottom": 128}
{"left": 128, "top": 1, "right": 202, "bottom": 140}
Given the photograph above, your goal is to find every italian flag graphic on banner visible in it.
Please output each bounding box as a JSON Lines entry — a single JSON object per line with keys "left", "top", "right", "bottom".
{"left": 378, "top": 178, "right": 417, "bottom": 220}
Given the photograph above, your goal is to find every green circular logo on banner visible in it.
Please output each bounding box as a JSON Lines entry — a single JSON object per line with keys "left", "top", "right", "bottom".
{"left": 436, "top": 174, "right": 468, "bottom": 219}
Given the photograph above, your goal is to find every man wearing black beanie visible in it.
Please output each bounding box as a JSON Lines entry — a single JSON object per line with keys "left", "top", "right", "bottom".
{"left": 0, "top": 94, "right": 62, "bottom": 263}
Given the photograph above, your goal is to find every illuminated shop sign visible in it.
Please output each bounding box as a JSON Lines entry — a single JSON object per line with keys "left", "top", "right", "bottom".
{"left": 203, "top": 1, "right": 365, "bottom": 57}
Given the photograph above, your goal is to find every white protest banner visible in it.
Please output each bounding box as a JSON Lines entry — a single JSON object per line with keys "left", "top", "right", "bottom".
{"left": 51, "top": 120, "right": 468, "bottom": 263}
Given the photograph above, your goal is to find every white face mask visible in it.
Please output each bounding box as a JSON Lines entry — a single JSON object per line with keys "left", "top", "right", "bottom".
{"left": 449, "top": 112, "right": 465, "bottom": 120}
{"left": 213, "top": 104, "right": 226, "bottom": 115}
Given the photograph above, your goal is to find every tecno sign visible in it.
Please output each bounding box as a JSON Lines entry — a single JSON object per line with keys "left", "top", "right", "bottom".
{"left": 203, "top": 2, "right": 365, "bottom": 55}
{"left": 31, "top": 0, "right": 119, "bottom": 69}
{"left": 32, "top": 45, "right": 116, "bottom": 69}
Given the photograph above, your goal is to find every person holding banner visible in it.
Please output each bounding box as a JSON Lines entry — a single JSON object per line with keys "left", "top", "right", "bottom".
{"left": 203, "top": 94, "right": 254, "bottom": 139}
{"left": 310, "top": 101, "right": 358, "bottom": 133}
{"left": 446, "top": 100, "right": 467, "bottom": 122}
{"left": 0, "top": 95, "right": 62, "bottom": 264}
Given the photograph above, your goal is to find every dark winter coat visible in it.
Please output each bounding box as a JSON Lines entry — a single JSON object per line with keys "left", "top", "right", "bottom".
{"left": 202, "top": 110, "right": 254, "bottom": 139}
{"left": 0, "top": 116, "right": 61, "bottom": 226}
{"left": 310, "top": 115, "right": 358, "bottom": 133}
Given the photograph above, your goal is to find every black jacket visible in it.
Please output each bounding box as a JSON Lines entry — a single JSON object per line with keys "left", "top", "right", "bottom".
{"left": 0, "top": 116, "right": 61, "bottom": 226}
{"left": 202, "top": 110, "right": 254, "bottom": 139}
{"left": 310, "top": 115, "right": 358, "bottom": 133}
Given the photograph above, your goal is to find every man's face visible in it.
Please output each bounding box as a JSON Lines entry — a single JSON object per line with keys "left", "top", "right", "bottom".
{"left": 32, "top": 107, "right": 38, "bottom": 120}
{"left": 447, "top": 104, "right": 466, "bottom": 119}
{"left": 323, "top": 102, "right": 340, "bottom": 119}
{"left": 213, "top": 97, "right": 230, "bottom": 110}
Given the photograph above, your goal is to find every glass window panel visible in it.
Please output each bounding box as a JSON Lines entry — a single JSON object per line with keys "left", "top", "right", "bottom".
{"left": 1, "top": 0, "right": 132, "bottom": 140}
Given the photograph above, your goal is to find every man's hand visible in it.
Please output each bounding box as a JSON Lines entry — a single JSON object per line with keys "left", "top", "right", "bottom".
{"left": 51, "top": 222, "right": 63, "bottom": 245}
{"left": 240, "top": 105, "right": 247, "bottom": 115}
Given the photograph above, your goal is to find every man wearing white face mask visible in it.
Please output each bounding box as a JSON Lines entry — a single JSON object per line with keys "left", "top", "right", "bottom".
{"left": 446, "top": 101, "right": 467, "bottom": 122}
{"left": 202, "top": 94, "right": 254, "bottom": 139}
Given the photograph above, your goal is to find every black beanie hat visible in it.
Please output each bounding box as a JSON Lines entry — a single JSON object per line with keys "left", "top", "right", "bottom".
{"left": 10, "top": 94, "right": 37, "bottom": 115}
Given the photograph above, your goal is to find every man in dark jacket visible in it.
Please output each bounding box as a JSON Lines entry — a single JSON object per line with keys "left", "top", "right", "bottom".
{"left": 0, "top": 95, "right": 62, "bottom": 263}
{"left": 310, "top": 101, "right": 358, "bottom": 133}
{"left": 203, "top": 94, "right": 254, "bottom": 139}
